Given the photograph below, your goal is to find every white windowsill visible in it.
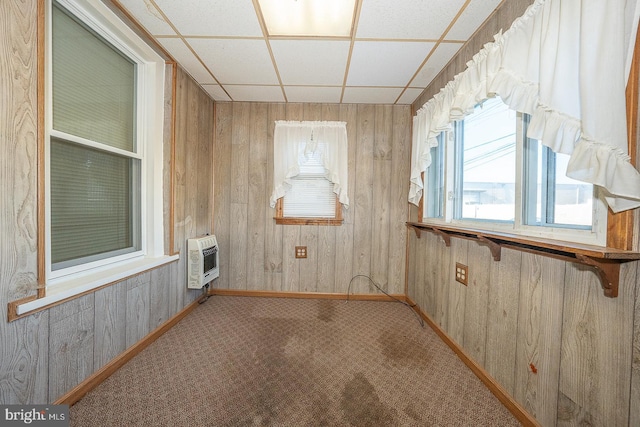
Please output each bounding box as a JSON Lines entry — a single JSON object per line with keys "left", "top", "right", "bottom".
{"left": 15, "top": 254, "right": 179, "bottom": 316}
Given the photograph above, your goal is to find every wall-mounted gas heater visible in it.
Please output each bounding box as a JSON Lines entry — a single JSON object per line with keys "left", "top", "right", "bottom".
{"left": 187, "top": 235, "right": 219, "bottom": 289}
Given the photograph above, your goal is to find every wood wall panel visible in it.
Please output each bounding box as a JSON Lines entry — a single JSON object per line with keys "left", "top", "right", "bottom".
{"left": 434, "top": 237, "right": 452, "bottom": 329}
{"left": 632, "top": 263, "right": 640, "bottom": 427}
{"left": 247, "top": 103, "right": 268, "bottom": 291}
{"left": 514, "top": 254, "right": 564, "bottom": 426}
{"left": 420, "top": 232, "right": 439, "bottom": 318}
{"left": 389, "top": 107, "right": 411, "bottom": 293}
{"left": 125, "top": 272, "right": 151, "bottom": 349}
{"left": 462, "top": 242, "right": 491, "bottom": 365}
{"left": 162, "top": 64, "right": 174, "bottom": 254}
{"left": 352, "top": 105, "right": 376, "bottom": 293}
{"left": 196, "top": 88, "right": 214, "bottom": 238}
{"left": 93, "top": 281, "right": 127, "bottom": 370}
{"left": 485, "top": 248, "right": 521, "bottom": 395}
{"left": 149, "top": 266, "right": 171, "bottom": 331}
{"left": 213, "top": 102, "right": 233, "bottom": 289}
{"left": 48, "top": 295, "right": 95, "bottom": 400}
{"left": 0, "top": 0, "right": 48, "bottom": 406}
{"left": 173, "top": 70, "right": 188, "bottom": 254}
{"left": 371, "top": 106, "right": 392, "bottom": 291}
{"left": 213, "top": 102, "right": 410, "bottom": 295}
{"left": 558, "top": 263, "right": 635, "bottom": 426}
{"left": 446, "top": 239, "right": 468, "bottom": 344}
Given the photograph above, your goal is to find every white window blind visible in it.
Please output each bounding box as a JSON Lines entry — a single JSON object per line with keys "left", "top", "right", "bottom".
{"left": 283, "top": 141, "right": 336, "bottom": 218}
{"left": 50, "top": 139, "right": 140, "bottom": 269}
{"left": 52, "top": 3, "right": 135, "bottom": 151}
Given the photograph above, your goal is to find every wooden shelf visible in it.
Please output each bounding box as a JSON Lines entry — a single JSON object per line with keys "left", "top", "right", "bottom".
{"left": 406, "top": 222, "right": 640, "bottom": 298}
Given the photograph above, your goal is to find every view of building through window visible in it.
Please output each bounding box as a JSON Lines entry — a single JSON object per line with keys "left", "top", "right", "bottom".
{"left": 452, "top": 96, "right": 592, "bottom": 228}
{"left": 458, "top": 97, "right": 517, "bottom": 221}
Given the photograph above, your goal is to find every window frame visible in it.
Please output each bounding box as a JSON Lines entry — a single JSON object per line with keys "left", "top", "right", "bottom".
{"left": 42, "top": 0, "right": 171, "bottom": 290}
{"left": 420, "top": 98, "right": 608, "bottom": 247}
{"left": 274, "top": 196, "right": 343, "bottom": 226}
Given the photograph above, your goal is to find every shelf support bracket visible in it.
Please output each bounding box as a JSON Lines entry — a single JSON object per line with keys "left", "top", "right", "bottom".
{"left": 575, "top": 255, "right": 620, "bottom": 298}
{"left": 477, "top": 236, "right": 502, "bottom": 261}
{"left": 431, "top": 227, "right": 451, "bottom": 247}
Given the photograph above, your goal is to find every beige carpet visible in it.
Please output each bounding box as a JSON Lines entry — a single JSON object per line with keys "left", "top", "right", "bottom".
{"left": 70, "top": 296, "right": 521, "bottom": 426}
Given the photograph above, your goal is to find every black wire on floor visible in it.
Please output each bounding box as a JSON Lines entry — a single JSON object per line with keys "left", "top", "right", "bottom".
{"left": 346, "top": 274, "right": 424, "bottom": 328}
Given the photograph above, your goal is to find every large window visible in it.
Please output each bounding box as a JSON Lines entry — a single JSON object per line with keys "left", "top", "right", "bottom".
{"left": 50, "top": 2, "right": 140, "bottom": 271}
{"left": 45, "top": 0, "right": 167, "bottom": 283}
{"left": 422, "top": 97, "right": 604, "bottom": 245}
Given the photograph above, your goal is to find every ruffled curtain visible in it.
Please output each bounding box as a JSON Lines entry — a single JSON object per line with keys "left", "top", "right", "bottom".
{"left": 269, "top": 120, "right": 349, "bottom": 208}
{"left": 409, "top": 0, "right": 640, "bottom": 213}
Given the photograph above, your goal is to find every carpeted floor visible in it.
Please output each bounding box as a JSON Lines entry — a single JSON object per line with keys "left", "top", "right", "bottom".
{"left": 70, "top": 296, "right": 521, "bottom": 426}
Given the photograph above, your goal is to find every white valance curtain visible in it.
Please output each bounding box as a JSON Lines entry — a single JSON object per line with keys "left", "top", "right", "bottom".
{"left": 409, "top": 0, "right": 640, "bottom": 213}
{"left": 269, "top": 120, "right": 349, "bottom": 208}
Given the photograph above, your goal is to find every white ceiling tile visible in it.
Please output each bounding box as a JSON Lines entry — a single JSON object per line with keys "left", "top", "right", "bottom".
{"left": 447, "top": 0, "right": 504, "bottom": 40}
{"left": 357, "top": 0, "right": 467, "bottom": 40}
{"left": 342, "top": 87, "right": 403, "bottom": 104}
{"left": 117, "top": 0, "right": 504, "bottom": 104}
{"left": 271, "top": 40, "right": 350, "bottom": 86}
{"left": 411, "top": 42, "right": 463, "bottom": 87}
{"left": 201, "top": 84, "right": 231, "bottom": 101}
{"left": 157, "top": 38, "right": 216, "bottom": 84}
{"left": 153, "top": 0, "right": 262, "bottom": 37}
{"left": 347, "top": 41, "right": 435, "bottom": 87}
{"left": 284, "top": 86, "right": 343, "bottom": 103}
{"left": 396, "top": 88, "right": 424, "bottom": 105}
{"left": 117, "top": 0, "right": 176, "bottom": 36}
{"left": 224, "top": 85, "right": 285, "bottom": 102}
{"left": 188, "top": 38, "right": 279, "bottom": 85}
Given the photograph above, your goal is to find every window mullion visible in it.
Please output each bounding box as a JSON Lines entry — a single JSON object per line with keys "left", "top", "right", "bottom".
{"left": 513, "top": 112, "right": 526, "bottom": 229}
{"left": 453, "top": 120, "right": 464, "bottom": 220}
{"left": 543, "top": 147, "right": 556, "bottom": 224}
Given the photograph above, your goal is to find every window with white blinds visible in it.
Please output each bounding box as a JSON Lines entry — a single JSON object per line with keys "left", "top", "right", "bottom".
{"left": 49, "top": 1, "right": 141, "bottom": 272}
{"left": 283, "top": 141, "right": 336, "bottom": 218}
{"left": 271, "top": 121, "right": 348, "bottom": 225}
{"left": 43, "top": 0, "right": 168, "bottom": 290}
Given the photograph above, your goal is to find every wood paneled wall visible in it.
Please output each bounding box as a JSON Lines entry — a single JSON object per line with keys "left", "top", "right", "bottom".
{"left": 408, "top": 0, "right": 640, "bottom": 425}
{"left": 0, "top": 0, "right": 213, "bottom": 403}
{"left": 407, "top": 233, "right": 638, "bottom": 426}
{"left": 213, "top": 103, "right": 411, "bottom": 295}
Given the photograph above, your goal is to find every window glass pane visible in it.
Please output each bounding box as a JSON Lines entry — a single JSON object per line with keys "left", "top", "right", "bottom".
{"left": 424, "top": 132, "right": 445, "bottom": 219}
{"left": 459, "top": 97, "right": 516, "bottom": 221}
{"left": 553, "top": 153, "right": 592, "bottom": 226}
{"left": 525, "top": 139, "right": 593, "bottom": 228}
{"left": 52, "top": 3, "right": 136, "bottom": 151}
{"left": 50, "top": 138, "right": 140, "bottom": 270}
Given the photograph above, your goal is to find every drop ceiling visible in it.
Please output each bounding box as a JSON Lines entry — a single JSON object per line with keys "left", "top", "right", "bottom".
{"left": 114, "top": 0, "right": 505, "bottom": 104}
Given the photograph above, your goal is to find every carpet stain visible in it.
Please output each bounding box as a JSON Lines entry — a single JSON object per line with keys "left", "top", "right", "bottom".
{"left": 317, "top": 299, "right": 336, "bottom": 322}
{"left": 340, "top": 373, "right": 396, "bottom": 426}
{"left": 379, "top": 329, "right": 429, "bottom": 366}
